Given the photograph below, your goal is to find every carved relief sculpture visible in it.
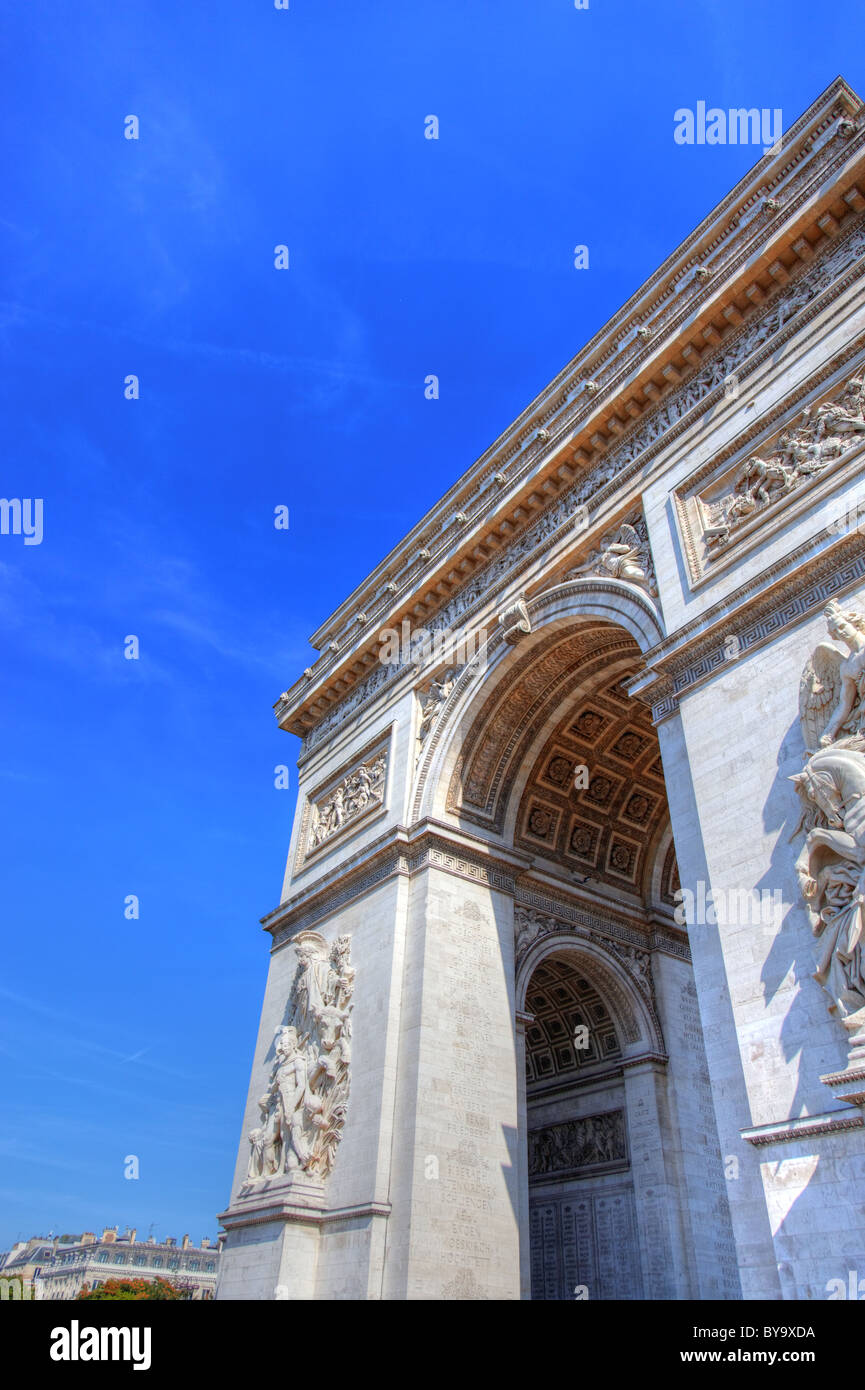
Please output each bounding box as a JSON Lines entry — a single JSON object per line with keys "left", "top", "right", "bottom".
{"left": 793, "top": 600, "right": 865, "bottom": 1048}
{"left": 704, "top": 378, "right": 865, "bottom": 553}
{"left": 308, "top": 751, "right": 386, "bottom": 852}
{"left": 416, "top": 668, "right": 460, "bottom": 759}
{"left": 528, "top": 1111, "right": 626, "bottom": 1177}
{"left": 568, "top": 517, "right": 657, "bottom": 595}
{"left": 245, "top": 932, "right": 354, "bottom": 1185}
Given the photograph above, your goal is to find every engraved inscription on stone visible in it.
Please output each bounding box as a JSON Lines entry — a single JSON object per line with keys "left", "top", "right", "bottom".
{"left": 529, "top": 1188, "right": 644, "bottom": 1300}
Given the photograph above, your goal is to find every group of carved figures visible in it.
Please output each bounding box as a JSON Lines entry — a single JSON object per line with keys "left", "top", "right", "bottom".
{"left": 246, "top": 933, "right": 354, "bottom": 1183}
{"left": 309, "top": 753, "right": 386, "bottom": 850}
{"left": 705, "top": 378, "right": 865, "bottom": 550}
{"left": 528, "top": 1112, "right": 624, "bottom": 1177}
{"left": 794, "top": 600, "right": 865, "bottom": 1043}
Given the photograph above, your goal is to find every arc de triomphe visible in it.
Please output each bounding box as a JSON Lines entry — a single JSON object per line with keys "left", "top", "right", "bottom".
{"left": 217, "top": 78, "right": 865, "bottom": 1300}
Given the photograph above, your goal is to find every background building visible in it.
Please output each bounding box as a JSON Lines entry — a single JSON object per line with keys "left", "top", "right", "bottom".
{"left": 1, "top": 1227, "right": 221, "bottom": 1300}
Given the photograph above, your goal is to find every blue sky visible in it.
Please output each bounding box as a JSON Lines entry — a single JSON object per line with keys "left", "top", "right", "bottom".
{"left": 0, "top": 1, "right": 861, "bottom": 1249}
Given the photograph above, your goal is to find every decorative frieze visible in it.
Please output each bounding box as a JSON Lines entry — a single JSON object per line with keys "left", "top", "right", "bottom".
{"left": 302, "top": 741, "right": 388, "bottom": 861}
{"left": 528, "top": 1110, "right": 627, "bottom": 1179}
{"left": 293, "top": 211, "right": 865, "bottom": 750}
{"left": 677, "top": 372, "right": 865, "bottom": 578}
{"left": 638, "top": 531, "right": 865, "bottom": 722}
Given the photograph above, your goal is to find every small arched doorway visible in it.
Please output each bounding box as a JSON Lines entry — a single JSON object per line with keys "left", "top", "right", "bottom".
{"left": 521, "top": 948, "right": 648, "bottom": 1300}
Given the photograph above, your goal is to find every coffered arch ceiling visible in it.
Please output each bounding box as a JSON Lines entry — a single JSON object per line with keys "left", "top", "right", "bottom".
{"left": 525, "top": 955, "right": 622, "bottom": 1088}
{"left": 448, "top": 623, "right": 678, "bottom": 907}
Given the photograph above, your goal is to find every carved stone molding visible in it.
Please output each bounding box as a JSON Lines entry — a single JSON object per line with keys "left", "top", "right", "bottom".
{"left": 515, "top": 903, "right": 656, "bottom": 1008}
{"left": 741, "top": 1111, "right": 864, "bottom": 1145}
{"left": 448, "top": 629, "right": 638, "bottom": 831}
{"left": 269, "top": 825, "right": 530, "bottom": 949}
{"left": 515, "top": 881, "right": 689, "bottom": 962}
{"left": 288, "top": 207, "right": 865, "bottom": 751}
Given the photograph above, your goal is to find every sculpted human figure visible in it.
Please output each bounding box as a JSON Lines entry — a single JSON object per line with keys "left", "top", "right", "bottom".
{"left": 792, "top": 741, "right": 865, "bottom": 1037}
{"left": 807, "top": 857, "right": 865, "bottom": 1032}
{"left": 293, "top": 936, "right": 331, "bottom": 1037}
{"left": 818, "top": 602, "right": 865, "bottom": 745}
{"left": 418, "top": 671, "right": 457, "bottom": 746}
{"left": 734, "top": 454, "right": 793, "bottom": 507}
{"left": 272, "top": 1026, "right": 315, "bottom": 1171}
{"left": 246, "top": 1093, "right": 281, "bottom": 1180}
{"left": 247, "top": 934, "right": 355, "bottom": 1183}
{"left": 570, "top": 522, "right": 656, "bottom": 593}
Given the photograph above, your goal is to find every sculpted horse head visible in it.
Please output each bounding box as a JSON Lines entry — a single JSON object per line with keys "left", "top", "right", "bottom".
{"left": 791, "top": 745, "right": 865, "bottom": 898}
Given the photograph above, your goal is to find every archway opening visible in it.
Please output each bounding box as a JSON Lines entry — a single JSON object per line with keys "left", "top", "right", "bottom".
{"left": 524, "top": 950, "right": 645, "bottom": 1301}
{"left": 430, "top": 605, "right": 723, "bottom": 1299}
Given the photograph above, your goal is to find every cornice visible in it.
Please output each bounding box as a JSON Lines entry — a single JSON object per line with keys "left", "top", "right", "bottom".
{"left": 741, "top": 1110, "right": 864, "bottom": 1145}
{"left": 515, "top": 880, "right": 688, "bottom": 962}
{"left": 276, "top": 80, "right": 865, "bottom": 741}
{"left": 264, "top": 820, "right": 534, "bottom": 947}
{"left": 263, "top": 815, "right": 680, "bottom": 950}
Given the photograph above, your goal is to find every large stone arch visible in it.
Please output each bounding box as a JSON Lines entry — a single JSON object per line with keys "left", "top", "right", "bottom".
{"left": 516, "top": 931, "right": 666, "bottom": 1062}
{"left": 412, "top": 578, "right": 665, "bottom": 826}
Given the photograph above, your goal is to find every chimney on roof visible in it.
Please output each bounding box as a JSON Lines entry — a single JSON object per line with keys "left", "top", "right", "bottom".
{"left": 81, "top": 1232, "right": 96, "bottom": 1246}
{"left": 181, "top": 1234, "right": 189, "bottom": 1251}
{"left": 128, "top": 1229, "right": 137, "bottom": 1244}
{"left": 102, "top": 1227, "right": 117, "bottom": 1244}
{"left": 165, "top": 1237, "right": 175, "bottom": 1248}
{"left": 201, "top": 1237, "right": 210, "bottom": 1249}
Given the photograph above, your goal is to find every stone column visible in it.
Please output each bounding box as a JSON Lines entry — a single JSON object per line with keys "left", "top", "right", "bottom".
{"left": 515, "top": 1010, "right": 532, "bottom": 1299}
{"left": 622, "top": 1059, "right": 687, "bottom": 1299}
{"left": 382, "top": 863, "right": 521, "bottom": 1299}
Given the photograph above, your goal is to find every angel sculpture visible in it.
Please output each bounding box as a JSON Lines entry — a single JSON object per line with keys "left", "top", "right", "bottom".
{"left": 570, "top": 522, "right": 657, "bottom": 595}
{"left": 799, "top": 601, "right": 865, "bottom": 753}
{"left": 417, "top": 670, "right": 458, "bottom": 749}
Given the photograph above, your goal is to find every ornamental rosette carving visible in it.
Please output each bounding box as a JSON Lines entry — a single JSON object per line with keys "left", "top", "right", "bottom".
{"left": 245, "top": 932, "right": 354, "bottom": 1185}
